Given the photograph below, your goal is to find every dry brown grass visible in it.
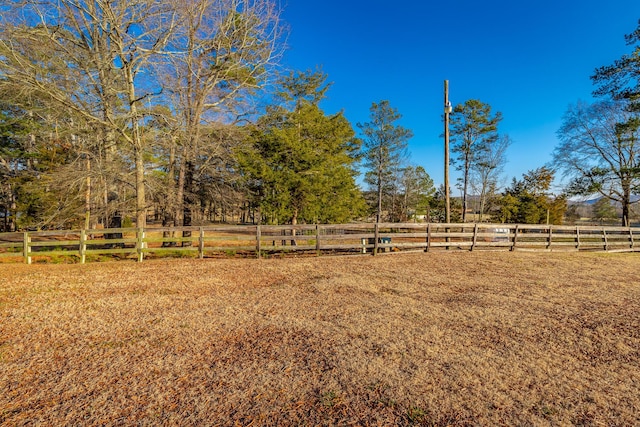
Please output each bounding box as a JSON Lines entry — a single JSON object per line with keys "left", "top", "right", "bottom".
{"left": 1, "top": 251, "right": 639, "bottom": 426}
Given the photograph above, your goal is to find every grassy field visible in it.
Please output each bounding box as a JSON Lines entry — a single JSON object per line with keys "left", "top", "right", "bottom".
{"left": 1, "top": 251, "right": 639, "bottom": 425}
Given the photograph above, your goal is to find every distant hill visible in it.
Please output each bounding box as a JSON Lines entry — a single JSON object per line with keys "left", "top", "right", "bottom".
{"left": 569, "top": 195, "right": 640, "bottom": 206}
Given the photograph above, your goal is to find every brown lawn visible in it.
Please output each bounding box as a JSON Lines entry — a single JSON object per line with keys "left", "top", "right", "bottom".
{"left": 1, "top": 251, "right": 639, "bottom": 426}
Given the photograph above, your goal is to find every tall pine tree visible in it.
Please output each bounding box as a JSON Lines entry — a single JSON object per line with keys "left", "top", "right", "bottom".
{"left": 450, "top": 99, "right": 502, "bottom": 222}
{"left": 358, "top": 101, "right": 412, "bottom": 223}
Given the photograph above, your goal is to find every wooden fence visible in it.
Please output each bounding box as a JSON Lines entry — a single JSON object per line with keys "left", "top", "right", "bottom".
{"left": 0, "top": 223, "right": 638, "bottom": 264}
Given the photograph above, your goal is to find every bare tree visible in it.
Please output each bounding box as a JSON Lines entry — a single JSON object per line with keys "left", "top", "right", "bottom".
{"left": 160, "top": 0, "right": 283, "bottom": 229}
{"left": 0, "top": 0, "right": 177, "bottom": 228}
{"left": 470, "top": 134, "right": 510, "bottom": 221}
{"left": 555, "top": 100, "right": 640, "bottom": 226}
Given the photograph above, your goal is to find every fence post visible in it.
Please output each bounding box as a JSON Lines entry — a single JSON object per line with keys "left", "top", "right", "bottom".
{"left": 80, "top": 229, "right": 87, "bottom": 264}
{"left": 136, "top": 227, "right": 144, "bottom": 263}
{"left": 445, "top": 224, "right": 450, "bottom": 250}
{"left": 23, "top": 231, "right": 31, "bottom": 265}
{"left": 425, "top": 223, "right": 431, "bottom": 252}
{"left": 603, "top": 229, "right": 608, "bottom": 251}
{"left": 576, "top": 226, "right": 580, "bottom": 250}
{"left": 547, "top": 226, "right": 553, "bottom": 250}
{"left": 198, "top": 227, "right": 205, "bottom": 259}
{"left": 629, "top": 227, "right": 634, "bottom": 250}
{"left": 511, "top": 225, "right": 519, "bottom": 251}
{"left": 471, "top": 223, "right": 478, "bottom": 251}
{"left": 256, "top": 225, "right": 261, "bottom": 259}
{"left": 315, "top": 224, "right": 321, "bottom": 256}
{"left": 373, "top": 223, "right": 379, "bottom": 256}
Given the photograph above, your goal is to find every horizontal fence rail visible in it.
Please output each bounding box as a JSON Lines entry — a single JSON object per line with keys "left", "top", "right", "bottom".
{"left": 0, "top": 223, "right": 638, "bottom": 264}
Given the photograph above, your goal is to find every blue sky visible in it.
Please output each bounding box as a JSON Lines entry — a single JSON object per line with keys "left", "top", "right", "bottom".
{"left": 280, "top": 1, "right": 640, "bottom": 192}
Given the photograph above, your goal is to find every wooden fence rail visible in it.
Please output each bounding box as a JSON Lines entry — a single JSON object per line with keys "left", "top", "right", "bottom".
{"left": 0, "top": 223, "right": 638, "bottom": 264}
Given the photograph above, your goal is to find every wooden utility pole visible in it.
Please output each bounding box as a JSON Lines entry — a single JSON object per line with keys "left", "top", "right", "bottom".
{"left": 444, "top": 80, "right": 452, "bottom": 223}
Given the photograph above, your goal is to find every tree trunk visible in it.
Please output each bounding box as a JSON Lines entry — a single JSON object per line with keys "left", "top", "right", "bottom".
{"left": 478, "top": 181, "right": 487, "bottom": 223}
{"left": 84, "top": 156, "right": 91, "bottom": 230}
{"left": 106, "top": 211, "right": 123, "bottom": 248}
{"left": 101, "top": 126, "right": 117, "bottom": 228}
{"left": 134, "top": 144, "right": 146, "bottom": 228}
{"left": 622, "top": 185, "right": 631, "bottom": 227}
{"left": 290, "top": 209, "right": 298, "bottom": 246}
{"left": 162, "top": 142, "right": 176, "bottom": 246}
{"left": 9, "top": 186, "right": 16, "bottom": 232}
{"left": 124, "top": 61, "right": 146, "bottom": 229}
{"left": 181, "top": 161, "right": 194, "bottom": 246}
{"left": 462, "top": 156, "right": 470, "bottom": 222}
{"left": 175, "top": 145, "right": 187, "bottom": 227}
{"left": 377, "top": 175, "right": 383, "bottom": 223}
{"left": 403, "top": 190, "right": 409, "bottom": 222}
{"left": 175, "top": 127, "right": 199, "bottom": 234}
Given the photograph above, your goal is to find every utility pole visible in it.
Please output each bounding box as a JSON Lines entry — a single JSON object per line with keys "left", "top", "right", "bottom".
{"left": 444, "top": 80, "right": 452, "bottom": 223}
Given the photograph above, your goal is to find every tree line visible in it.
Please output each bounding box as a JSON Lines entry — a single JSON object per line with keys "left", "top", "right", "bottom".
{"left": 1, "top": 2, "right": 639, "bottom": 231}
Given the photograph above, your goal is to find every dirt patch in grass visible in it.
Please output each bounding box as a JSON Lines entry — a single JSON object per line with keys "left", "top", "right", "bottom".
{"left": 1, "top": 251, "right": 639, "bottom": 425}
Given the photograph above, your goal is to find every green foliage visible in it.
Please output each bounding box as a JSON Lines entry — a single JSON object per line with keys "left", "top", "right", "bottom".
{"left": 407, "top": 406, "right": 427, "bottom": 424}
{"left": 592, "top": 19, "right": 640, "bottom": 109}
{"left": 0, "top": 103, "right": 79, "bottom": 230}
{"left": 592, "top": 198, "right": 618, "bottom": 223}
{"left": 428, "top": 185, "right": 461, "bottom": 223}
{"left": 238, "top": 70, "right": 366, "bottom": 224}
{"left": 587, "top": 21, "right": 640, "bottom": 225}
{"left": 498, "top": 167, "right": 567, "bottom": 225}
{"left": 278, "top": 70, "right": 330, "bottom": 106}
{"left": 320, "top": 390, "right": 338, "bottom": 407}
{"left": 122, "top": 217, "right": 134, "bottom": 228}
{"left": 1, "top": 95, "right": 125, "bottom": 231}
{"left": 395, "top": 165, "right": 435, "bottom": 221}
{"left": 564, "top": 204, "right": 580, "bottom": 224}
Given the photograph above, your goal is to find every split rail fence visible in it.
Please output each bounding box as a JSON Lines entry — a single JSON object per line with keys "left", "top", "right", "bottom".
{"left": 0, "top": 223, "right": 638, "bottom": 264}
